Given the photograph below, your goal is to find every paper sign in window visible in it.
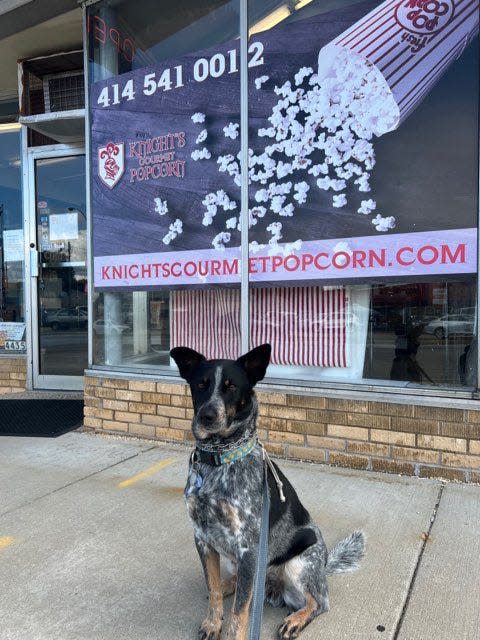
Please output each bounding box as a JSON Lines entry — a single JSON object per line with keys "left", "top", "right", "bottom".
{"left": 2, "top": 229, "right": 24, "bottom": 262}
{"left": 0, "top": 322, "right": 26, "bottom": 348}
{"left": 49, "top": 213, "right": 79, "bottom": 241}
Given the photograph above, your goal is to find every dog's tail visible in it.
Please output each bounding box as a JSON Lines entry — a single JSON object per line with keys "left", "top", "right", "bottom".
{"left": 325, "top": 530, "right": 365, "bottom": 576}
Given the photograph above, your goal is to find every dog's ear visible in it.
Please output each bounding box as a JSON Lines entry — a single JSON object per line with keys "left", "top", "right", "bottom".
{"left": 170, "top": 347, "right": 206, "bottom": 382}
{"left": 236, "top": 344, "right": 271, "bottom": 386}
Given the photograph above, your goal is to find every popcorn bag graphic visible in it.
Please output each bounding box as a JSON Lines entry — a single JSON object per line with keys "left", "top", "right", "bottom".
{"left": 317, "top": 0, "right": 480, "bottom": 135}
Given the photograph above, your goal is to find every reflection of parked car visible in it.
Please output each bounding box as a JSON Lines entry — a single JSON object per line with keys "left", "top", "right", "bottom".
{"left": 43, "top": 308, "right": 88, "bottom": 330}
{"left": 460, "top": 307, "right": 476, "bottom": 317}
{"left": 93, "top": 319, "right": 130, "bottom": 335}
{"left": 262, "top": 310, "right": 360, "bottom": 332}
{"left": 424, "top": 314, "right": 475, "bottom": 339}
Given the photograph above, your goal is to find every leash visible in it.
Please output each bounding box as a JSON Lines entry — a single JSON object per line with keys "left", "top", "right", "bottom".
{"left": 191, "top": 437, "right": 286, "bottom": 640}
{"left": 248, "top": 445, "right": 286, "bottom": 640}
{"left": 248, "top": 447, "right": 270, "bottom": 640}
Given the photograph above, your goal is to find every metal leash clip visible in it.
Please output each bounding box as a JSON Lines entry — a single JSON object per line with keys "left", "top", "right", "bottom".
{"left": 259, "top": 441, "right": 286, "bottom": 503}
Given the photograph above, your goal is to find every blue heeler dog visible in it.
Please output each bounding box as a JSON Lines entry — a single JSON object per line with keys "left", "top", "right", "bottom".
{"left": 171, "top": 343, "right": 365, "bottom": 640}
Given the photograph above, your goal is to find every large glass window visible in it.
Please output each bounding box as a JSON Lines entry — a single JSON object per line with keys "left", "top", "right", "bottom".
{"left": 88, "top": 0, "right": 241, "bottom": 367}
{"left": 0, "top": 124, "right": 25, "bottom": 354}
{"left": 88, "top": 0, "right": 479, "bottom": 393}
{"left": 244, "top": 0, "right": 478, "bottom": 390}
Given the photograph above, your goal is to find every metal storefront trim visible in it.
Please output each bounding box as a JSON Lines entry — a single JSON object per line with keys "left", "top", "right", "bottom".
{"left": 82, "top": 3, "right": 94, "bottom": 368}
{"left": 21, "top": 122, "right": 33, "bottom": 390}
{"left": 240, "top": 0, "right": 249, "bottom": 354}
{"left": 476, "top": 72, "right": 480, "bottom": 396}
{"left": 26, "top": 143, "right": 85, "bottom": 391}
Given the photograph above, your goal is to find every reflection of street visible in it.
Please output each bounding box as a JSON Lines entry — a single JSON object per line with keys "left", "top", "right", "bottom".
{"left": 365, "top": 331, "right": 472, "bottom": 387}
{"left": 93, "top": 329, "right": 169, "bottom": 367}
{"left": 39, "top": 328, "right": 88, "bottom": 376}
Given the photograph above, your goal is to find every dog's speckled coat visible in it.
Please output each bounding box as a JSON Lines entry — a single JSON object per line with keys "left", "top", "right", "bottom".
{"left": 171, "top": 344, "right": 365, "bottom": 640}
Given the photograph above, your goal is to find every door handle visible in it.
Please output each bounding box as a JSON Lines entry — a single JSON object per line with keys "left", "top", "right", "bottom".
{"left": 30, "top": 249, "right": 39, "bottom": 277}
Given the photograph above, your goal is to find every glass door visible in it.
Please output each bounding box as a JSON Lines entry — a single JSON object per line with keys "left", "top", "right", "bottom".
{"left": 29, "top": 150, "right": 87, "bottom": 389}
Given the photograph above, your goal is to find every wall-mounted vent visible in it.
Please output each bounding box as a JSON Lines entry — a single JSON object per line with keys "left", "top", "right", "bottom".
{"left": 19, "top": 50, "right": 84, "bottom": 117}
{"left": 43, "top": 71, "right": 84, "bottom": 113}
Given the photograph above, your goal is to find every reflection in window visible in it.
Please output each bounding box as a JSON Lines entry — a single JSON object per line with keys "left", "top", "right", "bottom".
{"left": 365, "top": 281, "right": 477, "bottom": 388}
{"left": 0, "top": 125, "right": 24, "bottom": 353}
{"left": 93, "top": 290, "right": 170, "bottom": 366}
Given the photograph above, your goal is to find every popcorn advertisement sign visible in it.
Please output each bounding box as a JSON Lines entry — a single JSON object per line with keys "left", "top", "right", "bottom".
{"left": 91, "top": 0, "right": 479, "bottom": 290}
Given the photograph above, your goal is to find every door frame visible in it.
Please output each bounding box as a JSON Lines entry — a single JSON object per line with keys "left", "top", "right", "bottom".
{"left": 24, "top": 142, "right": 86, "bottom": 390}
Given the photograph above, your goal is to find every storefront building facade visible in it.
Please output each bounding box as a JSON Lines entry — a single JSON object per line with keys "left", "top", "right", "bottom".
{"left": 2, "top": 0, "right": 480, "bottom": 481}
{"left": 0, "top": 1, "right": 86, "bottom": 391}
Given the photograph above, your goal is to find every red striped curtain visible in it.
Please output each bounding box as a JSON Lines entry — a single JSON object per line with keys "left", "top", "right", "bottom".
{"left": 170, "top": 288, "right": 241, "bottom": 360}
{"left": 170, "top": 286, "right": 349, "bottom": 367}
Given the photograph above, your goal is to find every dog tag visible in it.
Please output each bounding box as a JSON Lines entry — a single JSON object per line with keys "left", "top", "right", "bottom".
{"left": 186, "top": 470, "right": 203, "bottom": 497}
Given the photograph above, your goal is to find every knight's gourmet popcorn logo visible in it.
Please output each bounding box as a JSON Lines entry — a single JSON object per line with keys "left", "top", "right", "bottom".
{"left": 98, "top": 142, "right": 124, "bottom": 188}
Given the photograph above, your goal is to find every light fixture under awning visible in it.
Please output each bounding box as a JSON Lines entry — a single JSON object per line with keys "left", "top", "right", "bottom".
{"left": 249, "top": 4, "right": 291, "bottom": 36}
{"left": 249, "top": 0, "right": 316, "bottom": 36}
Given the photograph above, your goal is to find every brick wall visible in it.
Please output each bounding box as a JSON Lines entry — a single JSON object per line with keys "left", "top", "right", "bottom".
{"left": 84, "top": 374, "right": 480, "bottom": 482}
{"left": 0, "top": 357, "right": 27, "bottom": 393}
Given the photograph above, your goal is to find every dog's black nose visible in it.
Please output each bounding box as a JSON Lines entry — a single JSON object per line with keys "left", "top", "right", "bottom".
{"left": 198, "top": 407, "right": 217, "bottom": 426}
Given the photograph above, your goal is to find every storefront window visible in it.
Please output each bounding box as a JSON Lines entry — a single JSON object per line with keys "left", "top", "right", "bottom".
{"left": 365, "top": 280, "right": 477, "bottom": 388}
{"left": 245, "top": 0, "right": 478, "bottom": 390}
{"left": 88, "top": 0, "right": 479, "bottom": 392}
{"left": 88, "top": 0, "right": 241, "bottom": 367}
{"left": 0, "top": 124, "right": 25, "bottom": 354}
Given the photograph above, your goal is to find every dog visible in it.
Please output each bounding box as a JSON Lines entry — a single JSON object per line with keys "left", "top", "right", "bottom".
{"left": 171, "top": 343, "right": 365, "bottom": 640}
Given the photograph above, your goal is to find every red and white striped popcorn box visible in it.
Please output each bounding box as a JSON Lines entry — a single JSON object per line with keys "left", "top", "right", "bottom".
{"left": 318, "top": 0, "right": 479, "bottom": 134}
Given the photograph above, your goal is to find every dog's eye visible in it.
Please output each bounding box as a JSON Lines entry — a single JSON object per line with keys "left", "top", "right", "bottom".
{"left": 198, "top": 379, "right": 209, "bottom": 390}
{"left": 227, "top": 383, "right": 237, "bottom": 392}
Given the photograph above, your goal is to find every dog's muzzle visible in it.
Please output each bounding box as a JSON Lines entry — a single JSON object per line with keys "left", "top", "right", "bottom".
{"left": 197, "top": 404, "right": 219, "bottom": 428}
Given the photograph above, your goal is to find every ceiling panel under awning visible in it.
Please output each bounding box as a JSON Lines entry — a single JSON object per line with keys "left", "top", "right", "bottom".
{"left": 0, "top": 7, "right": 82, "bottom": 104}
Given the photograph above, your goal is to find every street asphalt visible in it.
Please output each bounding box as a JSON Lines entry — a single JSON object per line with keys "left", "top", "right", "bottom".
{"left": 0, "top": 431, "right": 479, "bottom": 640}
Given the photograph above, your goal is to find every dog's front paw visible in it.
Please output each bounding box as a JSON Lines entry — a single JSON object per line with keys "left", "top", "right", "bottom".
{"left": 278, "top": 616, "right": 303, "bottom": 640}
{"left": 198, "top": 618, "right": 222, "bottom": 640}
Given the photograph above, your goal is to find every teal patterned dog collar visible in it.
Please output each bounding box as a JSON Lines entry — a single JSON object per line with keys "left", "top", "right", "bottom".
{"left": 194, "top": 436, "right": 257, "bottom": 466}
{"left": 218, "top": 436, "right": 256, "bottom": 464}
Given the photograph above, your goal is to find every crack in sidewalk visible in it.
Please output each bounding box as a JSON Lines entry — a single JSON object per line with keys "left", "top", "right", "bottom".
{"left": 392, "top": 482, "right": 445, "bottom": 640}
{"left": 0, "top": 445, "right": 158, "bottom": 519}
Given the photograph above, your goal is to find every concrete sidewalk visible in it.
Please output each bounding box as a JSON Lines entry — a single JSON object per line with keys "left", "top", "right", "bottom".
{"left": 0, "top": 432, "right": 479, "bottom": 640}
